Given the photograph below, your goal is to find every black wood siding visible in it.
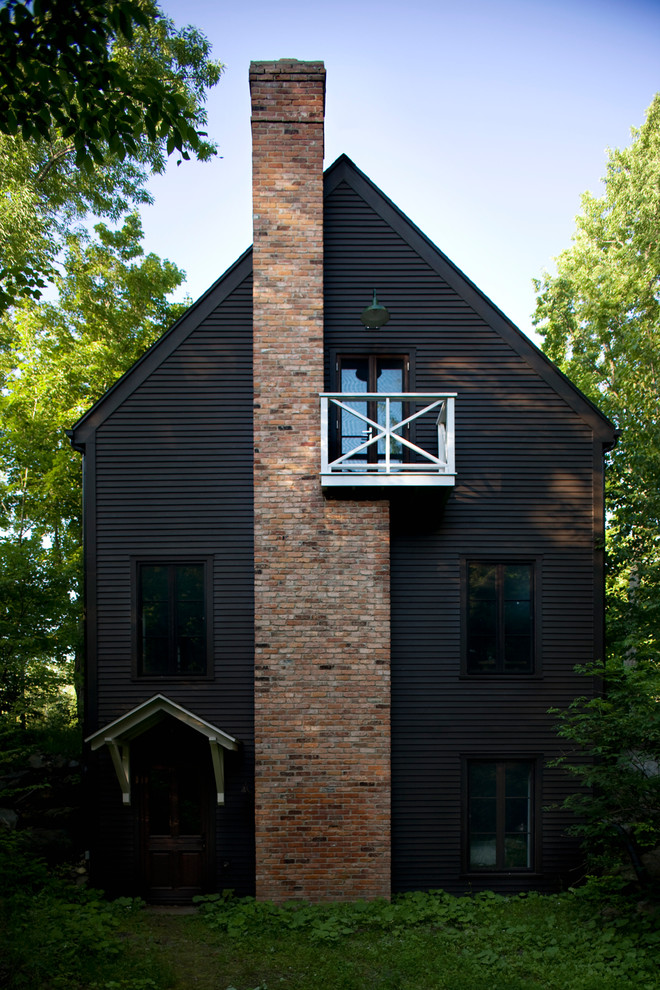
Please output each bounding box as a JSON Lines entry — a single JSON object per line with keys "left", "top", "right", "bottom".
{"left": 80, "top": 160, "right": 609, "bottom": 898}
{"left": 324, "top": 177, "right": 605, "bottom": 893}
{"left": 86, "top": 274, "right": 255, "bottom": 896}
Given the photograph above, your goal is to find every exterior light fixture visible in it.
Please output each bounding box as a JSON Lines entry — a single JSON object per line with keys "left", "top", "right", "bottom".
{"left": 360, "top": 289, "right": 390, "bottom": 329}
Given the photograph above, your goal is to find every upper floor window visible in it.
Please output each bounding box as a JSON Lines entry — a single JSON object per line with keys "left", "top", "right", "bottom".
{"left": 466, "top": 562, "right": 534, "bottom": 674}
{"left": 137, "top": 562, "right": 209, "bottom": 677}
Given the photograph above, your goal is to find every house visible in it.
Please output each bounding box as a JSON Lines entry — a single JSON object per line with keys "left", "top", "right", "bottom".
{"left": 69, "top": 60, "right": 615, "bottom": 904}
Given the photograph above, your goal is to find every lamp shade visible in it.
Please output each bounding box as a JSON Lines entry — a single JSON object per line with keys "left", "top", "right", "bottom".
{"left": 360, "top": 289, "right": 390, "bottom": 329}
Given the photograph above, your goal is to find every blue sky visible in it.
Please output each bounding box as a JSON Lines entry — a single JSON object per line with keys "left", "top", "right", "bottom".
{"left": 143, "top": 0, "right": 660, "bottom": 341}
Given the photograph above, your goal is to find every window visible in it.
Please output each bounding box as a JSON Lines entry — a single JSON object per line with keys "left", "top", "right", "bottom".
{"left": 466, "top": 760, "right": 535, "bottom": 871}
{"left": 466, "top": 562, "right": 534, "bottom": 674}
{"left": 136, "top": 562, "right": 209, "bottom": 677}
{"left": 335, "top": 354, "right": 408, "bottom": 464}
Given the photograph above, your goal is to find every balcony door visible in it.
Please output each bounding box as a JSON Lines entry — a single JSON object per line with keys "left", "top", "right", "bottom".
{"left": 337, "top": 355, "right": 408, "bottom": 465}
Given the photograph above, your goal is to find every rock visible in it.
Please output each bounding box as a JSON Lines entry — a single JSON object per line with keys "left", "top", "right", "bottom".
{"left": 0, "top": 808, "right": 18, "bottom": 830}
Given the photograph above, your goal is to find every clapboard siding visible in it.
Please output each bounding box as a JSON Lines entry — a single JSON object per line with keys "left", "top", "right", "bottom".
{"left": 86, "top": 274, "right": 256, "bottom": 897}
{"left": 324, "top": 176, "right": 604, "bottom": 893}
{"left": 76, "top": 156, "right": 611, "bottom": 900}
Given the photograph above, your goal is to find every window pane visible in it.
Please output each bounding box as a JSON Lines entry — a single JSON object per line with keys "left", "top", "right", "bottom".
{"left": 177, "top": 601, "right": 204, "bottom": 636}
{"left": 177, "top": 633, "right": 206, "bottom": 674}
{"left": 503, "top": 590, "right": 532, "bottom": 672}
{"left": 470, "top": 762, "right": 497, "bottom": 797}
{"left": 503, "top": 564, "right": 531, "bottom": 600}
{"left": 141, "top": 565, "right": 168, "bottom": 601}
{"left": 506, "top": 762, "right": 532, "bottom": 797}
{"left": 470, "top": 835, "right": 497, "bottom": 869}
{"left": 340, "top": 402, "right": 370, "bottom": 459}
{"left": 467, "top": 597, "right": 497, "bottom": 672}
{"left": 504, "top": 636, "right": 532, "bottom": 672}
{"left": 467, "top": 636, "right": 497, "bottom": 672}
{"left": 139, "top": 562, "right": 207, "bottom": 676}
{"left": 504, "top": 833, "right": 530, "bottom": 868}
{"left": 142, "top": 601, "right": 168, "bottom": 638}
{"left": 468, "top": 762, "right": 498, "bottom": 871}
{"left": 468, "top": 761, "right": 533, "bottom": 872}
{"left": 470, "top": 797, "right": 497, "bottom": 833}
{"left": 504, "top": 763, "right": 531, "bottom": 869}
{"left": 469, "top": 599, "right": 497, "bottom": 631}
{"left": 141, "top": 636, "right": 168, "bottom": 675}
{"left": 469, "top": 563, "right": 496, "bottom": 599}
{"left": 339, "top": 361, "right": 370, "bottom": 459}
{"left": 467, "top": 562, "right": 534, "bottom": 674}
{"left": 341, "top": 359, "right": 369, "bottom": 392}
{"left": 504, "top": 599, "right": 531, "bottom": 635}
{"left": 141, "top": 599, "right": 168, "bottom": 675}
{"left": 176, "top": 567, "right": 205, "bottom": 674}
{"left": 376, "top": 359, "right": 404, "bottom": 393}
{"left": 505, "top": 797, "right": 530, "bottom": 833}
{"left": 177, "top": 565, "right": 204, "bottom": 601}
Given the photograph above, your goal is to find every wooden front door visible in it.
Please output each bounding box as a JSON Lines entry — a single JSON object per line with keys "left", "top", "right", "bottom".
{"left": 135, "top": 722, "right": 213, "bottom": 903}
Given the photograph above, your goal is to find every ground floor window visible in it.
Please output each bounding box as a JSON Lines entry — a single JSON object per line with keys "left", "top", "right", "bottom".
{"left": 466, "top": 760, "right": 534, "bottom": 871}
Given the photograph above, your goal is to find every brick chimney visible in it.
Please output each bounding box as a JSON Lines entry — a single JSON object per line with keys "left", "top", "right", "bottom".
{"left": 251, "top": 59, "right": 391, "bottom": 902}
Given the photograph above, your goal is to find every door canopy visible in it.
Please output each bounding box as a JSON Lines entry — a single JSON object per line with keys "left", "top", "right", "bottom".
{"left": 85, "top": 695, "right": 239, "bottom": 806}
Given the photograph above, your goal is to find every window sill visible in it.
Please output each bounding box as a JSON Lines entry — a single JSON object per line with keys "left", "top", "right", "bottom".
{"left": 461, "top": 870, "right": 542, "bottom": 878}
{"left": 458, "top": 672, "right": 542, "bottom": 680}
{"left": 131, "top": 672, "right": 215, "bottom": 683}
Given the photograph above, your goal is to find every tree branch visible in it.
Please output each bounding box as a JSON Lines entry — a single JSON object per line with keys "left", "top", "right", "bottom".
{"left": 35, "top": 144, "right": 76, "bottom": 184}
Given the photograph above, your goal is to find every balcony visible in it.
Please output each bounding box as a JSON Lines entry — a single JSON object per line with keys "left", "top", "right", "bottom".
{"left": 320, "top": 392, "right": 456, "bottom": 488}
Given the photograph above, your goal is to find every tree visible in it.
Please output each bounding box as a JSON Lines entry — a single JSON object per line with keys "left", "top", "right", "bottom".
{"left": 0, "top": 214, "right": 187, "bottom": 722}
{"left": 0, "top": 0, "right": 223, "bottom": 310}
{"left": 534, "top": 93, "right": 660, "bottom": 663}
{"left": 0, "top": 3, "right": 222, "bottom": 724}
{"left": 0, "top": 0, "right": 220, "bottom": 167}
{"left": 534, "top": 95, "right": 660, "bottom": 870}
{"left": 549, "top": 659, "right": 660, "bottom": 871}
{"left": 0, "top": 535, "right": 76, "bottom": 725}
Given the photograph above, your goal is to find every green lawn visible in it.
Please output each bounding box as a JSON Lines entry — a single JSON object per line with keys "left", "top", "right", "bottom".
{"left": 2, "top": 884, "right": 659, "bottom": 990}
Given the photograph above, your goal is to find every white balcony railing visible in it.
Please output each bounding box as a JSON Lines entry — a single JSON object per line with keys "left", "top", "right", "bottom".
{"left": 320, "top": 392, "right": 456, "bottom": 488}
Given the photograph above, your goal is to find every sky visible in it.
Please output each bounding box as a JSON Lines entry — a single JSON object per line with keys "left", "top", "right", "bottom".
{"left": 141, "top": 0, "right": 660, "bottom": 342}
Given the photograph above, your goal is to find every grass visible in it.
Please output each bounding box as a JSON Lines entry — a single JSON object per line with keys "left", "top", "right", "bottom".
{"left": 2, "top": 880, "right": 660, "bottom": 990}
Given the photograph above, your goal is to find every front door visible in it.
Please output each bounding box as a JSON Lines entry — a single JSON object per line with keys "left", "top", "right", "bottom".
{"left": 336, "top": 355, "right": 408, "bottom": 466}
{"left": 135, "top": 721, "right": 213, "bottom": 903}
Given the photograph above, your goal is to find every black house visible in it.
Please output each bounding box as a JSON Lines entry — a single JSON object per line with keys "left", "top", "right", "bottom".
{"left": 70, "top": 60, "right": 615, "bottom": 904}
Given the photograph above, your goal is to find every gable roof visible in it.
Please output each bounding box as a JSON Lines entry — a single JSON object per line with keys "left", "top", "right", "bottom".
{"left": 69, "top": 244, "right": 253, "bottom": 447}
{"left": 85, "top": 694, "right": 238, "bottom": 806}
{"left": 69, "top": 155, "right": 614, "bottom": 447}
{"left": 85, "top": 693, "right": 239, "bottom": 750}
{"left": 324, "top": 156, "right": 614, "bottom": 442}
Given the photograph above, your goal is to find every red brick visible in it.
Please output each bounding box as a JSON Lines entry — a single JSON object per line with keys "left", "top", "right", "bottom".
{"left": 251, "top": 60, "right": 391, "bottom": 903}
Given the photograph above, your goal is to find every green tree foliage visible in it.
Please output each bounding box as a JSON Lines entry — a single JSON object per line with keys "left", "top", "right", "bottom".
{"left": 0, "top": 0, "right": 220, "bottom": 165}
{"left": 534, "top": 95, "right": 660, "bottom": 866}
{"left": 0, "top": 3, "right": 221, "bottom": 725}
{"left": 0, "top": 536, "right": 75, "bottom": 724}
{"left": 0, "top": 0, "right": 223, "bottom": 310}
{"left": 0, "top": 215, "right": 187, "bottom": 721}
{"left": 534, "top": 94, "right": 660, "bottom": 661}
{"left": 550, "top": 660, "right": 660, "bottom": 861}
